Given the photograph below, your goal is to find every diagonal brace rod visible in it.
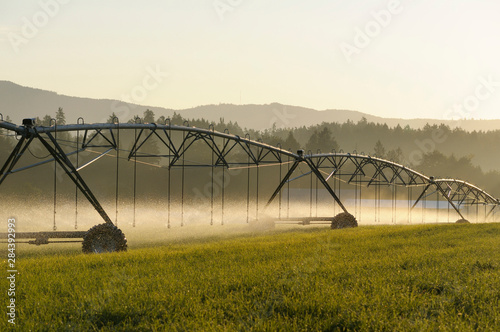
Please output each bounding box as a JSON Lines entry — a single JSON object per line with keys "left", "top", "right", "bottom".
{"left": 305, "top": 159, "right": 348, "bottom": 214}
{"left": 434, "top": 182, "right": 465, "bottom": 220}
{"left": 38, "top": 132, "right": 113, "bottom": 224}
{"left": 0, "top": 135, "right": 34, "bottom": 185}
{"left": 411, "top": 183, "right": 431, "bottom": 210}
{"left": 266, "top": 160, "right": 300, "bottom": 207}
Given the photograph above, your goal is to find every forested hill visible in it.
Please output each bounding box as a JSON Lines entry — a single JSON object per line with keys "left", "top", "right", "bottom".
{"left": 2, "top": 80, "right": 500, "bottom": 132}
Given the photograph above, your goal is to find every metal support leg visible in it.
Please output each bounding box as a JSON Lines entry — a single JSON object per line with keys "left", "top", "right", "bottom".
{"left": 411, "top": 184, "right": 431, "bottom": 210}
{"left": 37, "top": 132, "right": 113, "bottom": 224}
{"left": 305, "top": 159, "right": 348, "bottom": 214}
{"left": 0, "top": 135, "right": 33, "bottom": 185}
{"left": 486, "top": 205, "right": 497, "bottom": 220}
{"left": 266, "top": 160, "right": 300, "bottom": 207}
{"left": 433, "top": 183, "right": 465, "bottom": 220}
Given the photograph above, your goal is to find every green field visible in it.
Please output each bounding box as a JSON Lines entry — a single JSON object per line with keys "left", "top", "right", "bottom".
{"left": 2, "top": 223, "right": 500, "bottom": 331}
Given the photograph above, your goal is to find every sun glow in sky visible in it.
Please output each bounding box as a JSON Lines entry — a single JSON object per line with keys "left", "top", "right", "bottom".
{"left": 1, "top": 0, "right": 500, "bottom": 120}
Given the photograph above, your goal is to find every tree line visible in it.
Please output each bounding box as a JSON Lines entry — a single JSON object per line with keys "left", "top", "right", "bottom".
{"left": 1, "top": 108, "right": 500, "bottom": 198}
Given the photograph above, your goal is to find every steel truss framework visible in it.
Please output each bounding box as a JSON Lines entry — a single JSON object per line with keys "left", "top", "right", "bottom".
{"left": 1, "top": 120, "right": 499, "bottom": 226}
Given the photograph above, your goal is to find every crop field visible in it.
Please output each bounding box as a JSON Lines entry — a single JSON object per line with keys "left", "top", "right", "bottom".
{"left": 2, "top": 223, "right": 500, "bottom": 331}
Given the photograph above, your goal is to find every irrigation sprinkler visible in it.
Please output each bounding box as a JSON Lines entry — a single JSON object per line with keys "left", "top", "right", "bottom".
{"left": 1, "top": 118, "right": 499, "bottom": 252}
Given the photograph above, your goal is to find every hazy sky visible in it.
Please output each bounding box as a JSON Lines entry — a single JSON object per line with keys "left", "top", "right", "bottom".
{"left": 2, "top": 0, "right": 500, "bottom": 120}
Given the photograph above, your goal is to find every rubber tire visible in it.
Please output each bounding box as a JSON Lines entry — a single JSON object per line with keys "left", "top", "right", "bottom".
{"left": 455, "top": 219, "right": 470, "bottom": 224}
{"left": 82, "top": 223, "right": 127, "bottom": 253}
{"left": 331, "top": 212, "right": 358, "bottom": 229}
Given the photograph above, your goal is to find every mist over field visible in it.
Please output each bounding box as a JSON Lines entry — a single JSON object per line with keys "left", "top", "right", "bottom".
{"left": 2, "top": 194, "right": 494, "bottom": 239}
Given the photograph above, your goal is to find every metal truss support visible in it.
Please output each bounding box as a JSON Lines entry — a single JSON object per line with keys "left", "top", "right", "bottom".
{"left": 1, "top": 120, "right": 499, "bottom": 226}
{"left": 36, "top": 132, "right": 113, "bottom": 225}
{"left": 412, "top": 182, "right": 465, "bottom": 220}
{"left": 485, "top": 205, "right": 497, "bottom": 220}
{"left": 0, "top": 135, "right": 32, "bottom": 185}
{"left": 0, "top": 129, "right": 112, "bottom": 224}
{"left": 305, "top": 158, "right": 348, "bottom": 214}
{"left": 266, "top": 160, "right": 300, "bottom": 207}
{"left": 411, "top": 184, "right": 432, "bottom": 210}
{"left": 266, "top": 157, "right": 349, "bottom": 215}
{"left": 433, "top": 182, "right": 465, "bottom": 220}
{"left": 347, "top": 157, "right": 367, "bottom": 184}
{"left": 82, "top": 128, "right": 117, "bottom": 149}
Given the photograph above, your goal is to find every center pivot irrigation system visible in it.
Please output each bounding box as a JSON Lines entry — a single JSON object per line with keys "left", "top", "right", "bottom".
{"left": 1, "top": 116, "right": 499, "bottom": 253}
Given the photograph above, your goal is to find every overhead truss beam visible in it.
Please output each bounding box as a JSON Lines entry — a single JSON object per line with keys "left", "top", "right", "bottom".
{"left": 1, "top": 120, "right": 498, "bottom": 224}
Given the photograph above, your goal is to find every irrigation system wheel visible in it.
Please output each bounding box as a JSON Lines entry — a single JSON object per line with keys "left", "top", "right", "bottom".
{"left": 330, "top": 212, "right": 358, "bottom": 229}
{"left": 455, "top": 219, "right": 470, "bottom": 224}
{"left": 82, "top": 223, "right": 127, "bottom": 253}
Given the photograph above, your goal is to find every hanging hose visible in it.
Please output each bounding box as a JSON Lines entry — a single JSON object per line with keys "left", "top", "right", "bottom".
{"left": 75, "top": 138, "right": 78, "bottom": 229}
{"left": 393, "top": 184, "right": 397, "bottom": 224}
{"left": 133, "top": 116, "right": 141, "bottom": 227}
{"left": 256, "top": 163, "right": 260, "bottom": 221}
{"left": 316, "top": 149, "right": 320, "bottom": 218}
{"left": 210, "top": 124, "right": 215, "bottom": 226}
{"left": 256, "top": 139, "right": 262, "bottom": 222}
{"left": 422, "top": 187, "right": 426, "bottom": 223}
{"left": 277, "top": 143, "right": 282, "bottom": 220}
{"left": 181, "top": 121, "right": 189, "bottom": 227}
{"left": 287, "top": 152, "right": 290, "bottom": 219}
{"left": 245, "top": 134, "right": 251, "bottom": 223}
{"left": 447, "top": 195, "right": 450, "bottom": 223}
{"left": 166, "top": 117, "right": 171, "bottom": 229}
{"left": 308, "top": 150, "right": 313, "bottom": 218}
{"left": 114, "top": 117, "right": 119, "bottom": 226}
{"left": 353, "top": 151, "right": 358, "bottom": 220}
{"left": 222, "top": 162, "right": 225, "bottom": 225}
{"left": 51, "top": 118, "right": 57, "bottom": 231}
{"left": 336, "top": 149, "right": 342, "bottom": 217}
{"left": 408, "top": 186, "right": 412, "bottom": 224}
{"left": 408, "top": 187, "right": 413, "bottom": 224}
{"left": 476, "top": 200, "right": 479, "bottom": 222}
{"left": 75, "top": 117, "right": 84, "bottom": 229}
{"left": 222, "top": 128, "right": 230, "bottom": 225}
{"left": 378, "top": 175, "right": 382, "bottom": 222}
{"left": 359, "top": 172, "right": 362, "bottom": 223}
{"left": 436, "top": 190, "right": 439, "bottom": 223}
{"left": 378, "top": 173, "right": 382, "bottom": 223}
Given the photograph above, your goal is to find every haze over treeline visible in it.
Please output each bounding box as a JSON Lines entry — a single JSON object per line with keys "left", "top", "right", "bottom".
{"left": 1, "top": 108, "right": 500, "bottom": 199}
{"left": 3, "top": 80, "right": 500, "bottom": 132}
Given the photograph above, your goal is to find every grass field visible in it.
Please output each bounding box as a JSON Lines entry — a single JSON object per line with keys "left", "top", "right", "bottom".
{"left": 2, "top": 223, "right": 500, "bottom": 331}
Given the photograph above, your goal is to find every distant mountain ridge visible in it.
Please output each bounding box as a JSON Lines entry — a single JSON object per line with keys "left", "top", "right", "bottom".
{"left": 1, "top": 80, "right": 500, "bottom": 131}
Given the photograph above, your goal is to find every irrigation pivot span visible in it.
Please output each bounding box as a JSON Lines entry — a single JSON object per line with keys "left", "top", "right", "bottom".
{"left": 0, "top": 116, "right": 498, "bottom": 252}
